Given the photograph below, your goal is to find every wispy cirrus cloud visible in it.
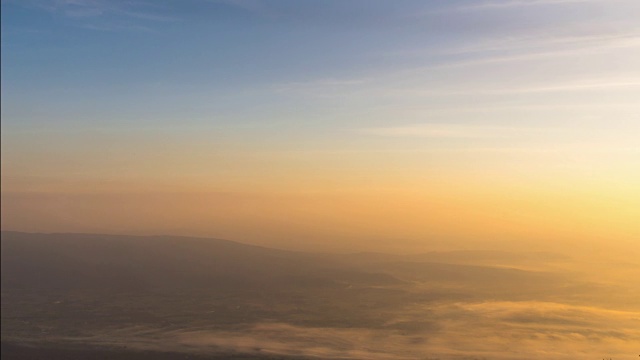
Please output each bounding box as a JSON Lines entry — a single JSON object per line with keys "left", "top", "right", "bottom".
{"left": 274, "top": 71, "right": 640, "bottom": 101}
{"left": 449, "top": 0, "right": 617, "bottom": 11}
{"left": 11, "top": 0, "right": 178, "bottom": 31}
{"left": 406, "top": 0, "right": 640, "bottom": 68}
{"left": 360, "top": 124, "right": 558, "bottom": 139}
{"left": 209, "top": 0, "right": 276, "bottom": 17}
{"left": 434, "top": 32, "right": 640, "bottom": 59}
{"left": 393, "top": 77, "right": 640, "bottom": 98}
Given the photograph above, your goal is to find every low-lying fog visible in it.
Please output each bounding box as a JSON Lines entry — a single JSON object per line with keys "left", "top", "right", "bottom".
{"left": 2, "top": 232, "right": 639, "bottom": 359}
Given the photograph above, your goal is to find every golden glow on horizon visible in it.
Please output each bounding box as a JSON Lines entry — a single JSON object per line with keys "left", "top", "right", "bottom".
{"left": 2, "top": 172, "right": 638, "bottom": 254}
{"left": 3, "top": 125, "right": 638, "bottom": 254}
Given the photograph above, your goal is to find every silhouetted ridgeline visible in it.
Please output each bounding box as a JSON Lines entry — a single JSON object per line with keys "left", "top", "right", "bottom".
{"left": 0, "top": 231, "right": 402, "bottom": 293}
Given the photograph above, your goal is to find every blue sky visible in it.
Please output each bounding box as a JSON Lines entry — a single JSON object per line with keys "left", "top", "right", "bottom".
{"left": 2, "top": 0, "right": 639, "bottom": 249}
{"left": 4, "top": 0, "right": 638, "bottom": 133}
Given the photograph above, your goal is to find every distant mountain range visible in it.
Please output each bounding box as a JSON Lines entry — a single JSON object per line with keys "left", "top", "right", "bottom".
{"left": 1, "top": 231, "right": 402, "bottom": 293}
{"left": 1, "top": 231, "right": 561, "bottom": 295}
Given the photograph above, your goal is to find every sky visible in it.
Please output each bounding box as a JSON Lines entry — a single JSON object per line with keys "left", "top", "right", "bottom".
{"left": 2, "top": 0, "right": 639, "bottom": 254}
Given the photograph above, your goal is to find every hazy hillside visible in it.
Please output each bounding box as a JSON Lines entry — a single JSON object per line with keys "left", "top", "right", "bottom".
{"left": 1, "top": 231, "right": 402, "bottom": 292}
{"left": 1, "top": 231, "right": 564, "bottom": 295}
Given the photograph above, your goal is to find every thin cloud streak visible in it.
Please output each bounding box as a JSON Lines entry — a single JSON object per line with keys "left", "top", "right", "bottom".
{"left": 273, "top": 29, "right": 640, "bottom": 99}
{"left": 15, "top": 0, "right": 179, "bottom": 22}
{"left": 275, "top": 74, "right": 640, "bottom": 100}
{"left": 431, "top": 39, "right": 640, "bottom": 70}
{"left": 433, "top": 32, "right": 640, "bottom": 59}
{"left": 397, "top": 79, "right": 640, "bottom": 97}
{"left": 449, "top": 0, "right": 616, "bottom": 12}
{"left": 209, "top": 0, "right": 277, "bottom": 18}
{"left": 360, "top": 124, "right": 559, "bottom": 139}
{"left": 274, "top": 33, "right": 640, "bottom": 93}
